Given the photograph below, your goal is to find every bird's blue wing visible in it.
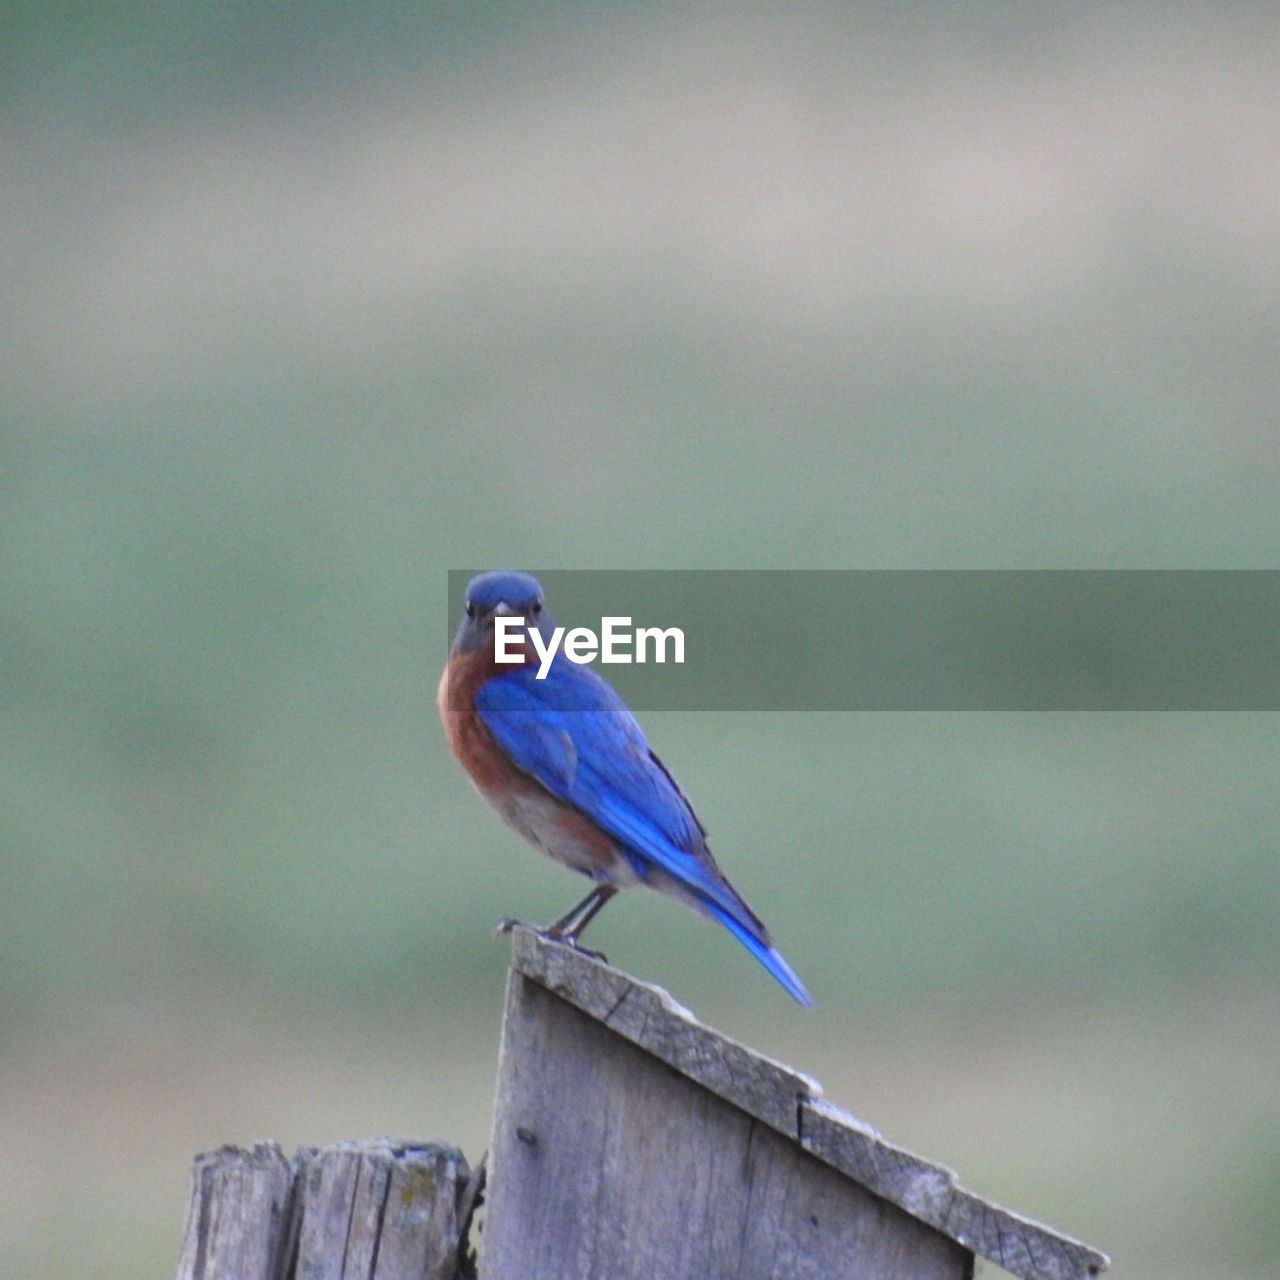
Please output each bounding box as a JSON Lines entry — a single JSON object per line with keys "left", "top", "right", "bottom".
{"left": 474, "top": 661, "right": 740, "bottom": 915}
{"left": 476, "top": 659, "right": 814, "bottom": 1007}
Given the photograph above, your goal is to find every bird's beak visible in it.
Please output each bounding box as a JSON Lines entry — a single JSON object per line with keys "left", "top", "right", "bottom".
{"left": 489, "top": 601, "right": 519, "bottom": 618}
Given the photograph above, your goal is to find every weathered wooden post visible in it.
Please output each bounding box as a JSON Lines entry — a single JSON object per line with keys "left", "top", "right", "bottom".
{"left": 175, "top": 1139, "right": 473, "bottom": 1280}
{"left": 176, "top": 1143, "right": 296, "bottom": 1280}
{"left": 174, "top": 930, "right": 1108, "bottom": 1280}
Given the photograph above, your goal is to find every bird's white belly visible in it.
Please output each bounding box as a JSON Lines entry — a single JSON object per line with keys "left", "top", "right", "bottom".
{"left": 478, "top": 783, "right": 643, "bottom": 888}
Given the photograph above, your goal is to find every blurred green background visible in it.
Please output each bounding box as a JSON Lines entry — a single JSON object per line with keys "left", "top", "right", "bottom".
{"left": 4, "top": 4, "right": 1279, "bottom": 1278}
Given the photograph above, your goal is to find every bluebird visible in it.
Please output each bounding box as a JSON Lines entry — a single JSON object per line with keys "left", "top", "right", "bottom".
{"left": 438, "top": 570, "right": 811, "bottom": 1005}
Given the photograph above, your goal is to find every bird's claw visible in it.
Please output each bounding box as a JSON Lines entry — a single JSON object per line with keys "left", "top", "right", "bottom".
{"left": 546, "top": 932, "right": 609, "bottom": 964}
{"left": 493, "top": 916, "right": 608, "bottom": 963}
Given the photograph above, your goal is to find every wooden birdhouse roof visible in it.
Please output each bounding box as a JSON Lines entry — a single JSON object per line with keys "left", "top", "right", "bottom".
{"left": 483, "top": 928, "right": 1109, "bottom": 1280}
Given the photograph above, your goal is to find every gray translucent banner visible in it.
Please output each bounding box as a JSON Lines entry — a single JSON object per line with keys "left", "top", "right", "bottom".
{"left": 446, "top": 571, "right": 1280, "bottom": 710}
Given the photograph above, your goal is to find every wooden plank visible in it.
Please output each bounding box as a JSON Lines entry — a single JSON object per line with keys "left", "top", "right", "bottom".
{"left": 175, "top": 1143, "right": 295, "bottom": 1280}
{"left": 504, "top": 929, "right": 1109, "bottom": 1280}
{"left": 482, "top": 968, "right": 971, "bottom": 1280}
{"left": 175, "top": 1140, "right": 471, "bottom": 1280}
{"left": 508, "top": 923, "right": 821, "bottom": 1135}
{"left": 799, "top": 1100, "right": 1106, "bottom": 1280}
{"left": 292, "top": 1140, "right": 470, "bottom": 1280}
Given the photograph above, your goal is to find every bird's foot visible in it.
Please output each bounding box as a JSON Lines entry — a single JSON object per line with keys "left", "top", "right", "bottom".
{"left": 543, "top": 929, "right": 609, "bottom": 964}
{"left": 492, "top": 916, "right": 606, "bottom": 961}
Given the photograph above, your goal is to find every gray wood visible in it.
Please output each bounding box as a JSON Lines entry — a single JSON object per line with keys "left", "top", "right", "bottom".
{"left": 509, "top": 925, "right": 821, "bottom": 1135}
{"left": 175, "top": 1143, "right": 295, "bottom": 1280}
{"left": 293, "top": 1139, "right": 470, "bottom": 1280}
{"left": 799, "top": 1101, "right": 1105, "bottom": 1280}
{"left": 173, "top": 933, "right": 1107, "bottom": 1280}
{"left": 483, "top": 967, "right": 971, "bottom": 1280}
{"left": 174, "top": 1140, "right": 470, "bottom": 1280}
{"left": 498, "top": 928, "right": 1109, "bottom": 1280}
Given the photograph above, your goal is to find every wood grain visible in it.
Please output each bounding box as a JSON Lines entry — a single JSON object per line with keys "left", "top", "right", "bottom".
{"left": 494, "top": 928, "right": 1108, "bottom": 1280}
{"left": 174, "top": 1140, "right": 470, "bottom": 1280}
{"left": 483, "top": 969, "right": 970, "bottom": 1280}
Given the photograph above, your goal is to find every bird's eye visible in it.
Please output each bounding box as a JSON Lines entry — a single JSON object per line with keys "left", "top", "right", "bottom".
{"left": 465, "top": 601, "right": 476, "bottom": 619}
{"left": 531, "top": 600, "right": 543, "bottom": 615}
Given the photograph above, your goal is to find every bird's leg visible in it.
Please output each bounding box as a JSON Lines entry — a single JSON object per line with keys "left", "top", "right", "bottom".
{"left": 545, "top": 884, "right": 617, "bottom": 960}
{"left": 493, "top": 885, "right": 617, "bottom": 960}
{"left": 550, "top": 883, "right": 617, "bottom": 939}
{"left": 491, "top": 895, "right": 595, "bottom": 940}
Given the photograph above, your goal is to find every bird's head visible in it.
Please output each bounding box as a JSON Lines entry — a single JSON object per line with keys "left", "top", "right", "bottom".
{"left": 453, "top": 569, "right": 556, "bottom": 655}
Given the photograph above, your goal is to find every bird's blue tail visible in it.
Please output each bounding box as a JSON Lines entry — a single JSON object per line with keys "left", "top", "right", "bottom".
{"left": 702, "top": 899, "right": 813, "bottom": 1007}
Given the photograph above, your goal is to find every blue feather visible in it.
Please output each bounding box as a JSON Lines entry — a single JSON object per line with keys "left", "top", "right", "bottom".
{"left": 699, "top": 899, "right": 814, "bottom": 1008}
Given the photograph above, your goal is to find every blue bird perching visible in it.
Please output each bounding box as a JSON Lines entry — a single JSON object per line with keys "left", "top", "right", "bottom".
{"left": 438, "top": 570, "right": 812, "bottom": 1006}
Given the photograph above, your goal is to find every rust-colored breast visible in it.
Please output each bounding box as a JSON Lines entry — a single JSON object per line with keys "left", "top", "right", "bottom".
{"left": 437, "top": 645, "right": 526, "bottom": 790}
{"left": 437, "top": 642, "right": 629, "bottom": 879}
